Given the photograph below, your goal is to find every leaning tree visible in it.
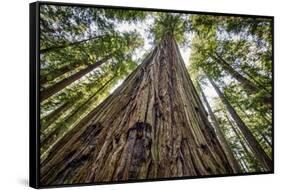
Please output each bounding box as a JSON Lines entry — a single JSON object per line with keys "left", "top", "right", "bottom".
{"left": 40, "top": 13, "right": 238, "bottom": 185}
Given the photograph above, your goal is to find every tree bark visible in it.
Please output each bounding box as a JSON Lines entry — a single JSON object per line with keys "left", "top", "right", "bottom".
{"left": 40, "top": 35, "right": 235, "bottom": 185}
{"left": 40, "top": 55, "right": 112, "bottom": 102}
{"left": 199, "top": 83, "right": 240, "bottom": 173}
{"left": 40, "top": 35, "right": 106, "bottom": 54}
{"left": 208, "top": 76, "right": 272, "bottom": 171}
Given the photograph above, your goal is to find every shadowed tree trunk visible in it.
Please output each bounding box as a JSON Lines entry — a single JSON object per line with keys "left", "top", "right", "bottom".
{"left": 40, "top": 62, "right": 84, "bottom": 85}
{"left": 40, "top": 35, "right": 106, "bottom": 54}
{"left": 225, "top": 114, "right": 263, "bottom": 172}
{"left": 226, "top": 115, "right": 252, "bottom": 160}
{"left": 208, "top": 76, "right": 272, "bottom": 171}
{"left": 235, "top": 151, "right": 249, "bottom": 172}
{"left": 212, "top": 53, "right": 258, "bottom": 92}
{"left": 198, "top": 84, "right": 240, "bottom": 173}
{"left": 40, "top": 55, "right": 112, "bottom": 102}
{"left": 212, "top": 53, "right": 272, "bottom": 106}
{"left": 230, "top": 99, "right": 272, "bottom": 149}
{"left": 233, "top": 151, "right": 248, "bottom": 172}
{"left": 41, "top": 75, "right": 116, "bottom": 157}
{"left": 40, "top": 35, "right": 235, "bottom": 185}
{"left": 41, "top": 102, "right": 71, "bottom": 132}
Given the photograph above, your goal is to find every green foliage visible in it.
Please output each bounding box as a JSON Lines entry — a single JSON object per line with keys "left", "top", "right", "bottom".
{"left": 189, "top": 15, "right": 272, "bottom": 172}
{"left": 40, "top": 5, "right": 144, "bottom": 156}
{"left": 149, "top": 13, "right": 190, "bottom": 45}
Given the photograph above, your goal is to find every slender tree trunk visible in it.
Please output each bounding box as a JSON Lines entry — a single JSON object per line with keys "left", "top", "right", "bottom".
{"left": 40, "top": 62, "right": 83, "bottom": 85}
{"left": 226, "top": 115, "right": 263, "bottom": 172}
{"left": 258, "top": 131, "right": 272, "bottom": 148}
{"left": 199, "top": 83, "right": 240, "bottom": 173}
{"left": 40, "top": 35, "right": 235, "bottom": 185}
{"left": 236, "top": 151, "right": 250, "bottom": 172}
{"left": 41, "top": 102, "right": 70, "bottom": 132}
{"left": 212, "top": 53, "right": 272, "bottom": 106}
{"left": 231, "top": 99, "right": 272, "bottom": 149}
{"left": 213, "top": 53, "right": 258, "bottom": 92}
{"left": 233, "top": 151, "right": 247, "bottom": 172}
{"left": 40, "top": 35, "right": 106, "bottom": 54}
{"left": 226, "top": 115, "right": 252, "bottom": 160}
{"left": 243, "top": 69, "right": 271, "bottom": 95}
{"left": 40, "top": 55, "right": 112, "bottom": 102}
{"left": 208, "top": 76, "right": 272, "bottom": 171}
{"left": 41, "top": 75, "right": 116, "bottom": 156}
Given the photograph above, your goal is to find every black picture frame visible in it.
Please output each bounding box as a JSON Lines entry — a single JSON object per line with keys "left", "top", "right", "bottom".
{"left": 30, "top": 1, "right": 274, "bottom": 188}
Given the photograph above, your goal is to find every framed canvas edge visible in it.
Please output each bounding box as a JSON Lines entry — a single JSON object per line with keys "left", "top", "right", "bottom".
{"left": 30, "top": 1, "right": 40, "bottom": 189}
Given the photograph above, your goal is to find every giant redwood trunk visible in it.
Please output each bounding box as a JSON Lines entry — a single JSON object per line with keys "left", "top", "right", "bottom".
{"left": 40, "top": 35, "right": 235, "bottom": 185}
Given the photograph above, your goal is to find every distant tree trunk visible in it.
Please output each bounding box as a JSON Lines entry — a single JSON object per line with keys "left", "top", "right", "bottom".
{"left": 208, "top": 76, "right": 272, "bottom": 171}
{"left": 199, "top": 83, "right": 240, "bottom": 173}
{"left": 233, "top": 151, "right": 247, "bottom": 172}
{"left": 41, "top": 75, "right": 116, "bottom": 156}
{"left": 256, "top": 130, "right": 272, "bottom": 148}
{"left": 212, "top": 53, "right": 272, "bottom": 106}
{"left": 40, "top": 35, "right": 235, "bottom": 185}
{"left": 230, "top": 99, "right": 272, "bottom": 149}
{"left": 213, "top": 53, "right": 258, "bottom": 92}
{"left": 226, "top": 115, "right": 252, "bottom": 158}
{"left": 40, "top": 55, "right": 112, "bottom": 102}
{"left": 243, "top": 69, "right": 271, "bottom": 95}
{"left": 235, "top": 151, "right": 249, "bottom": 172}
{"left": 40, "top": 62, "right": 83, "bottom": 85}
{"left": 41, "top": 102, "right": 70, "bottom": 132}
{"left": 226, "top": 115, "right": 263, "bottom": 172}
{"left": 40, "top": 34, "right": 106, "bottom": 54}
